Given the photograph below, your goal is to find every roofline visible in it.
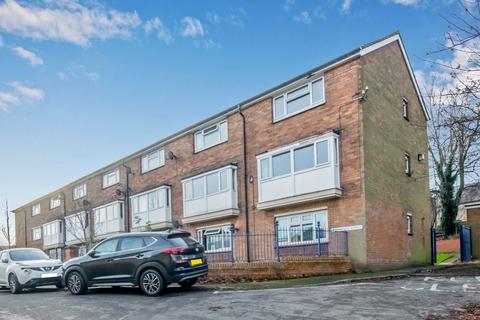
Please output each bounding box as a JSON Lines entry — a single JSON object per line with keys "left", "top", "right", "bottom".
{"left": 14, "top": 31, "right": 426, "bottom": 212}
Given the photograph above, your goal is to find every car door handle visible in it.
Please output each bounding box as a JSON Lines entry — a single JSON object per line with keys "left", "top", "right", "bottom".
{"left": 106, "top": 258, "right": 114, "bottom": 263}
{"left": 135, "top": 254, "right": 144, "bottom": 259}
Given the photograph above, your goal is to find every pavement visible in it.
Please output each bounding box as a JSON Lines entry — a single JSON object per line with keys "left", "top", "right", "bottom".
{"left": 1, "top": 269, "right": 480, "bottom": 319}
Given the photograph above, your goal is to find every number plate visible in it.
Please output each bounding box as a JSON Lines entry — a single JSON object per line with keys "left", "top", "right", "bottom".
{"left": 190, "top": 258, "right": 202, "bottom": 266}
{"left": 41, "top": 273, "right": 59, "bottom": 278}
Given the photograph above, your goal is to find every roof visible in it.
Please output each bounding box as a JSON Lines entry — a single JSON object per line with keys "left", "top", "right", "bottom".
{"left": 13, "top": 31, "right": 427, "bottom": 212}
{"left": 461, "top": 183, "right": 480, "bottom": 205}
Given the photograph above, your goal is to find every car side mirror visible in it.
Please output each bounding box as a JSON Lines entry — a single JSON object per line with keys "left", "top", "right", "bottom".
{"left": 88, "top": 250, "right": 98, "bottom": 258}
{"left": 1, "top": 258, "right": 8, "bottom": 264}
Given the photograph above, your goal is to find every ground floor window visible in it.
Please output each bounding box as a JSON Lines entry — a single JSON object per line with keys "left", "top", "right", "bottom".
{"left": 276, "top": 210, "right": 328, "bottom": 246}
{"left": 197, "top": 225, "right": 232, "bottom": 252}
{"left": 47, "top": 248, "right": 63, "bottom": 260}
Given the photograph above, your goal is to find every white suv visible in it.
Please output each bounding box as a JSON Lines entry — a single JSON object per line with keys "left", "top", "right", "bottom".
{"left": 0, "top": 248, "right": 63, "bottom": 294}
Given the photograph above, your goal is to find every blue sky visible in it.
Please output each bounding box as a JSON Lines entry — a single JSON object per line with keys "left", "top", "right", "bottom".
{"left": 0, "top": 0, "right": 459, "bottom": 218}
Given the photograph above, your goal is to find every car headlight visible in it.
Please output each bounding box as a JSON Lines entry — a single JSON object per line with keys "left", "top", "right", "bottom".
{"left": 21, "top": 267, "right": 32, "bottom": 274}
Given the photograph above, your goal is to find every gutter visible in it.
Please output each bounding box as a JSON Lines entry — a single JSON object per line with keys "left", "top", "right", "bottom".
{"left": 238, "top": 105, "right": 251, "bottom": 262}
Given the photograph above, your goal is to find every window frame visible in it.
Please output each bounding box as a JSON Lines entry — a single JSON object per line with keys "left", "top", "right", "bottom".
{"left": 182, "top": 165, "right": 236, "bottom": 202}
{"left": 141, "top": 148, "right": 165, "bottom": 174}
{"left": 42, "top": 220, "right": 62, "bottom": 237}
{"left": 404, "top": 153, "right": 412, "bottom": 176}
{"left": 32, "top": 227, "right": 42, "bottom": 241}
{"left": 402, "top": 97, "right": 409, "bottom": 121}
{"left": 193, "top": 120, "right": 228, "bottom": 153}
{"left": 273, "top": 77, "right": 326, "bottom": 122}
{"left": 196, "top": 225, "right": 232, "bottom": 253}
{"left": 50, "top": 196, "right": 61, "bottom": 209}
{"left": 32, "top": 204, "right": 41, "bottom": 216}
{"left": 258, "top": 136, "right": 335, "bottom": 182}
{"left": 276, "top": 210, "right": 329, "bottom": 247}
{"left": 406, "top": 213, "right": 413, "bottom": 236}
{"left": 102, "top": 169, "right": 120, "bottom": 189}
{"left": 73, "top": 183, "right": 87, "bottom": 200}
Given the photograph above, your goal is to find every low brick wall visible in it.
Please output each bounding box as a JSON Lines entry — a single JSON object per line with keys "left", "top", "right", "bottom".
{"left": 206, "top": 256, "right": 352, "bottom": 282}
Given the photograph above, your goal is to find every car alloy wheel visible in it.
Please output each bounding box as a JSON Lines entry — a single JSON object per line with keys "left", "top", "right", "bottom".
{"left": 67, "top": 272, "right": 86, "bottom": 295}
{"left": 140, "top": 270, "right": 164, "bottom": 296}
{"left": 8, "top": 274, "right": 21, "bottom": 294}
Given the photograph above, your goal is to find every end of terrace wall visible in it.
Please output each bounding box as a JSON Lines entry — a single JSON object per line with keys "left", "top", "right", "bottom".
{"left": 206, "top": 256, "right": 352, "bottom": 282}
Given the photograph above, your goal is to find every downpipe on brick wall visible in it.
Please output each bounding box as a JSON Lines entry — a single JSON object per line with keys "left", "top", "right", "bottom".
{"left": 238, "top": 104, "right": 251, "bottom": 263}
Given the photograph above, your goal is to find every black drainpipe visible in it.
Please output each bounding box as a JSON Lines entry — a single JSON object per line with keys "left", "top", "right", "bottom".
{"left": 238, "top": 105, "right": 251, "bottom": 262}
{"left": 123, "top": 164, "right": 132, "bottom": 232}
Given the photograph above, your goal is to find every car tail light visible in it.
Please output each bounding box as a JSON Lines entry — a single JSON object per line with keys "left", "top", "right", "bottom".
{"left": 163, "top": 247, "right": 187, "bottom": 255}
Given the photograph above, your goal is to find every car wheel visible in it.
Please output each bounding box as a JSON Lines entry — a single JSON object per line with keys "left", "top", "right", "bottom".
{"left": 8, "top": 274, "right": 22, "bottom": 294}
{"left": 178, "top": 278, "right": 198, "bottom": 288}
{"left": 66, "top": 271, "right": 87, "bottom": 295}
{"left": 139, "top": 269, "right": 164, "bottom": 297}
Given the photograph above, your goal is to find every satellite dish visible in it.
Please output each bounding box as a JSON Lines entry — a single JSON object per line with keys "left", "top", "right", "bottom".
{"left": 168, "top": 151, "right": 176, "bottom": 160}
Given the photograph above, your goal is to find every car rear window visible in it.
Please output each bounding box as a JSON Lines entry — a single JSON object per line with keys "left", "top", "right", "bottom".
{"left": 168, "top": 235, "right": 198, "bottom": 247}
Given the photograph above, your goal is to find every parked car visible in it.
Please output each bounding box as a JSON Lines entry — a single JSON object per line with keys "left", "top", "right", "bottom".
{"left": 62, "top": 231, "right": 208, "bottom": 296}
{"left": 0, "top": 248, "right": 63, "bottom": 294}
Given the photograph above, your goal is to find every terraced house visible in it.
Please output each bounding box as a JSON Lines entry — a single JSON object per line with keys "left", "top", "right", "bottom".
{"left": 13, "top": 32, "right": 432, "bottom": 271}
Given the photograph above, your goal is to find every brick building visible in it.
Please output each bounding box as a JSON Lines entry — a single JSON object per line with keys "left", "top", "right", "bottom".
{"left": 13, "top": 32, "right": 432, "bottom": 271}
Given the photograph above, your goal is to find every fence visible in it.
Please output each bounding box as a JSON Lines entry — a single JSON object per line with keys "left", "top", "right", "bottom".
{"left": 199, "top": 223, "right": 348, "bottom": 263}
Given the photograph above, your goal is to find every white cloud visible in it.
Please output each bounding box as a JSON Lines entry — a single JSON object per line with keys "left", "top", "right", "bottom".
{"left": 283, "top": 0, "right": 296, "bottom": 11}
{"left": 144, "top": 17, "right": 174, "bottom": 45}
{"left": 384, "top": 0, "right": 420, "bottom": 5}
{"left": 207, "top": 9, "right": 247, "bottom": 28}
{"left": 341, "top": 0, "right": 353, "bottom": 14}
{"left": 13, "top": 46, "right": 43, "bottom": 66}
{"left": 0, "top": 0, "right": 141, "bottom": 47}
{"left": 56, "top": 65, "right": 99, "bottom": 81}
{"left": 180, "top": 17, "right": 205, "bottom": 38}
{"left": 8, "top": 81, "right": 45, "bottom": 100}
{"left": 0, "top": 81, "right": 43, "bottom": 112}
{"left": 294, "top": 11, "right": 312, "bottom": 24}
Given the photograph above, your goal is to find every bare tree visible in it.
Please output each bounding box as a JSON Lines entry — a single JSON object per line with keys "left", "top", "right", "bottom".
{"left": 424, "top": 1, "right": 480, "bottom": 236}
{"left": 0, "top": 200, "right": 14, "bottom": 248}
{"left": 64, "top": 200, "right": 95, "bottom": 252}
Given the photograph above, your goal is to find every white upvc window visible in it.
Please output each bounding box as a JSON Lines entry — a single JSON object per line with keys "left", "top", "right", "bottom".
{"left": 197, "top": 225, "right": 232, "bottom": 252}
{"left": 43, "top": 221, "right": 61, "bottom": 237}
{"left": 273, "top": 77, "right": 325, "bottom": 122}
{"left": 50, "top": 196, "right": 61, "bottom": 209}
{"left": 32, "top": 204, "right": 41, "bottom": 216}
{"left": 94, "top": 203, "right": 120, "bottom": 224}
{"left": 259, "top": 137, "right": 334, "bottom": 181}
{"left": 130, "top": 186, "right": 170, "bottom": 227}
{"left": 183, "top": 167, "right": 232, "bottom": 201}
{"left": 103, "top": 169, "right": 119, "bottom": 188}
{"left": 276, "top": 210, "right": 328, "bottom": 246}
{"left": 402, "top": 97, "right": 409, "bottom": 120}
{"left": 141, "top": 148, "right": 165, "bottom": 173}
{"left": 73, "top": 183, "right": 87, "bottom": 200}
{"left": 194, "top": 120, "right": 228, "bottom": 152}
{"left": 406, "top": 213, "right": 413, "bottom": 235}
{"left": 32, "top": 227, "right": 42, "bottom": 241}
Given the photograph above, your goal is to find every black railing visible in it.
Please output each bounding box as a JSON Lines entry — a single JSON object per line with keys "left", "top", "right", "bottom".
{"left": 198, "top": 226, "right": 348, "bottom": 263}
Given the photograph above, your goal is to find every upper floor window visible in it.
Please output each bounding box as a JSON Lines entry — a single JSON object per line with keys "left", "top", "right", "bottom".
{"left": 32, "top": 227, "right": 42, "bottom": 241}
{"left": 273, "top": 77, "right": 325, "bottom": 122}
{"left": 50, "top": 196, "right": 61, "bottom": 209}
{"left": 131, "top": 187, "right": 167, "bottom": 216}
{"left": 183, "top": 166, "right": 235, "bottom": 201}
{"left": 73, "top": 183, "right": 87, "bottom": 200}
{"left": 32, "top": 204, "right": 41, "bottom": 216}
{"left": 259, "top": 137, "right": 335, "bottom": 180}
{"left": 402, "top": 97, "right": 409, "bottom": 120}
{"left": 194, "top": 120, "right": 228, "bottom": 152}
{"left": 43, "top": 220, "right": 61, "bottom": 237}
{"left": 404, "top": 153, "right": 411, "bottom": 176}
{"left": 141, "top": 148, "right": 165, "bottom": 173}
{"left": 406, "top": 213, "right": 413, "bottom": 235}
{"left": 103, "top": 169, "right": 119, "bottom": 188}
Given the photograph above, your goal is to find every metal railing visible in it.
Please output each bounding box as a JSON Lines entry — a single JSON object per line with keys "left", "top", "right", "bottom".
{"left": 198, "top": 223, "right": 348, "bottom": 263}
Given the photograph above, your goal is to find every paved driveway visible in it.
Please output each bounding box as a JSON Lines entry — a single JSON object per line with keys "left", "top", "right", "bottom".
{"left": 0, "top": 276, "right": 479, "bottom": 320}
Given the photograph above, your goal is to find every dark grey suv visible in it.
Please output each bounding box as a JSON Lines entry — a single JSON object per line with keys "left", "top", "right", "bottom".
{"left": 62, "top": 231, "right": 207, "bottom": 296}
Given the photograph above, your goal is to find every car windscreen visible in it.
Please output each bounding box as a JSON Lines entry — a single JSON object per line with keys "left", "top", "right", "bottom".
{"left": 9, "top": 249, "right": 49, "bottom": 261}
